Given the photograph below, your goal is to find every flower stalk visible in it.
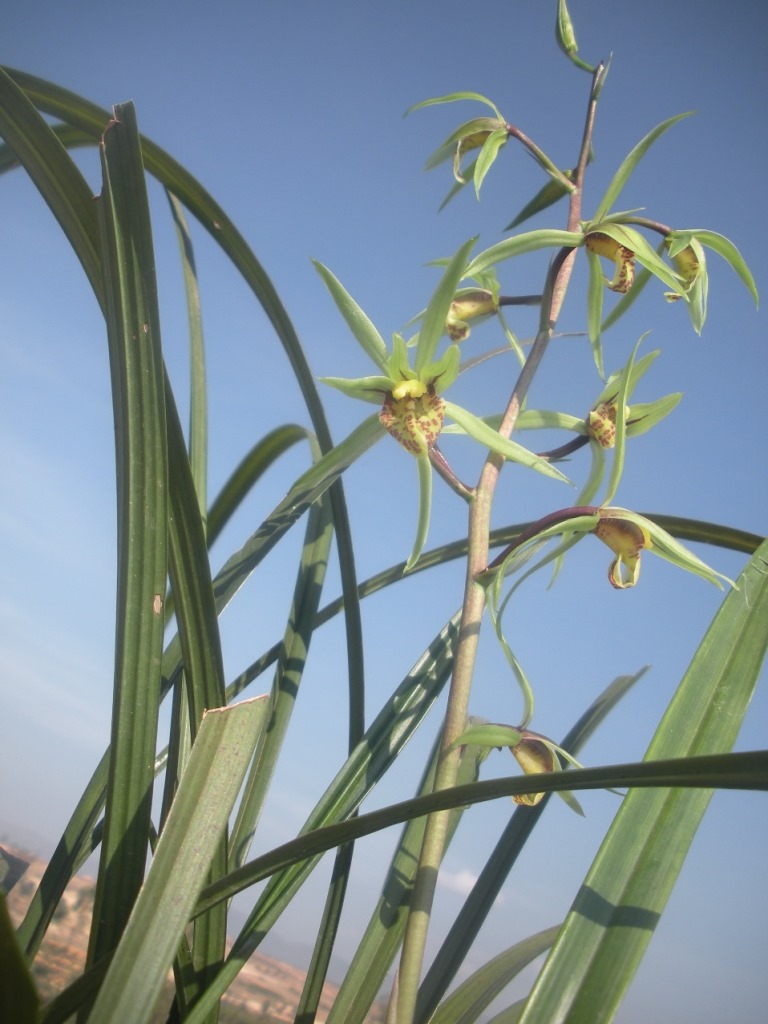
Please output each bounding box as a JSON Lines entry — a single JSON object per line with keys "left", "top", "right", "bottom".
{"left": 394, "top": 60, "right": 606, "bottom": 1024}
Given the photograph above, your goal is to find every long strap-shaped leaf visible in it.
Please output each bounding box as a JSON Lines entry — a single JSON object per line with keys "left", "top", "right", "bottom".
{"left": 517, "top": 538, "right": 768, "bottom": 1024}
{"left": 86, "top": 102, "right": 169, "bottom": 966}
{"left": 87, "top": 699, "right": 268, "bottom": 1024}
{"left": 182, "top": 612, "right": 463, "bottom": 1024}
{"left": 1, "top": 69, "right": 367, "bottom": 753}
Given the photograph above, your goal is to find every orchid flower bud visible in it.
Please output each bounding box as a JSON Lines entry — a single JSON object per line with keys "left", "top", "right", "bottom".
{"left": 445, "top": 288, "right": 498, "bottom": 341}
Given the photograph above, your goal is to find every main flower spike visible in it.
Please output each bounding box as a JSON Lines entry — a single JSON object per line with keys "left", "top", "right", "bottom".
{"left": 313, "top": 245, "right": 570, "bottom": 569}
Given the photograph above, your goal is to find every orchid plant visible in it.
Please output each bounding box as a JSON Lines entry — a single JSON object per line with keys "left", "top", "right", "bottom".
{"left": 313, "top": 3, "right": 758, "bottom": 1020}
{"left": 1, "top": 3, "right": 765, "bottom": 1024}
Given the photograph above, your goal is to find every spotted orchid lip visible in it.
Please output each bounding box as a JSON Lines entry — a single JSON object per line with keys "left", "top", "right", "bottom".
{"left": 378, "top": 387, "right": 446, "bottom": 456}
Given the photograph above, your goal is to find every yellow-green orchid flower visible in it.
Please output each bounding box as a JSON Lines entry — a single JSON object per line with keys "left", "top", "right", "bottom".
{"left": 592, "top": 506, "right": 735, "bottom": 590}
{"left": 450, "top": 721, "right": 584, "bottom": 814}
{"left": 585, "top": 230, "right": 635, "bottom": 294}
{"left": 313, "top": 243, "right": 570, "bottom": 569}
{"left": 664, "top": 228, "right": 759, "bottom": 335}
{"left": 593, "top": 510, "right": 651, "bottom": 588}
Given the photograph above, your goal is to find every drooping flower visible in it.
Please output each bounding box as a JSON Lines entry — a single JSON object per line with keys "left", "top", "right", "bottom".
{"left": 448, "top": 720, "right": 584, "bottom": 813}
{"left": 592, "top": 506, "right": 735, "bottom": 591}
{"left": 508, "top": 732, "right": 561, "bottom": 806}
{"left": 585, "top": 231, "right": 635, "bottom": 294}
{"left": 445, "top": 288, "right": 499, "bottom": 341}
{"left": 593, "top": 510, "right": 652, "bottom": 588}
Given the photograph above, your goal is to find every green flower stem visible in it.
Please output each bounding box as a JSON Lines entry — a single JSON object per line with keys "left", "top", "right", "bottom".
{"left": 394, "top": 62, "right": 604, "bottom": 1024}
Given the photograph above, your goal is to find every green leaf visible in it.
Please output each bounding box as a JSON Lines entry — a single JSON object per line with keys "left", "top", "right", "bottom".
{"left": 602, "top": 336, "right": 647, "bottom": 506}
{"left": 443, "top": 401, "right": 571, "bottom": 483}
{"left": 586, "top": 249, "right": 606, "bottom": 377}
{"left": 167, "top": 191, "right": 208, "bottom": 518}
{"left": 0, "top": 896, "right": 38, "bottom": 1024}
{"left": 474, "top": 127, "right": 508, "bottom": 197}
{"left": 88, "top": 101, "right": 169, "bottom": 964}
{"left": 192, "top": 752, "right": 768, "bottom": 923}
{"left": 505, "top": 173, "right": 574, "bottom": 230}
{"left": 313, "top": 260, "right": 391, "bottom": 373}
{"left": 422, "top": 117, "right": 504, "bottom": 172}
{"left": 0, "top": 66, "right": 102, "bottom": 303}
{"left": 206, "top": 425, "right": 311, "bottom": 548}
{"left": 87, "top": 699, "right": 267, "bottom": 1024}
{"left": 319, "top": 374, "right": 394, "bottom": 403}
{"left": 405, "top": 92, "right": 503, "bottom": 121}
{"left": 406, "top": 451, "right": 434, "bottom": 571}
{"left": 555, "top": 0, "right": 594, "bottom": 72}
{"left": 518, "top": 539, "right": 768, "bottom": 1023}
{"left": 586, "top": 222, "right": 686, "bottom": 296}
{"left": 592, "top": 112, "right": 693, "bottom": 222}
{"left": 431, "top": 928, "right": 560, "bottom": 1024}
{"left": 687, "top": 228, "right": 759, "bottom": 307}
{"left": 415, "top": 236, "right": 477, "bottom": 374}
{"left": 465, "top": 230, "right": 583, "bottom": 278}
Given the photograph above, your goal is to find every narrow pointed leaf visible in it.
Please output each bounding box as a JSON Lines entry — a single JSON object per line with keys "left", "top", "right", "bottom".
{"left": 88, "top": 102, "right": 169, "bottom": 964}
{"left": 505, "top": 174, "right": 573, "bottom": 230}
{"left": 0, "top": 66, "right": 102, "bottom": 303}
{"left": 431, "top": 928, "right": 560, "bottom": 1024}
{"left": 586, "top": 249, "right": 606, "bottom": 377}
{"left": 444, "top": 402, "right": 571, "bottom": 483}
{"left": 593, "top": 112, "right": 693, "bottom": 222}
{"left": 518, "top": 539, "right": 768, "bottom": 1024}
{"left": 167, "top": 191, "right": 208, "bottom": 516}
{"left": 688, "top": 229, "right": 759, "bottom": 306}
{"left": 405, "top": 452, "right": 433, "bottom": 571}
{"left": 313, "top": 260, "right": 391, "bottom": 373}
{"left": 87, "top": 699, "right": 268, "bottom": 1024}
{"left": 465, "top": 231, "right": 583, "bottom": 277}
{"left": 405, "top": 92, "right": 503, "bottom": 120}
{"left": 415, "top": 237, "right": 477, "bottom": 374}
{"left": 474, "top": 128, "right": 508, "bottom": 197}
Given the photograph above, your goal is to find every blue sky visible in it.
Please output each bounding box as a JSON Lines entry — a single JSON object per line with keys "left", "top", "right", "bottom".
{"left": 1, "top": 1, "right": 766, "bottom": 1020}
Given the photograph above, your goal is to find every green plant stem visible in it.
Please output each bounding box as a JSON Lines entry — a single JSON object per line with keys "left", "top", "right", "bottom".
{"left": 394, "top": 64, "right": 602, "bottom": 1024}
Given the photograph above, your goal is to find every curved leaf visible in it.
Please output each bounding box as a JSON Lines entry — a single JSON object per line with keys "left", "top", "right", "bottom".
{"left": 518, "top": 539, "right": 768, "bottom": 1023}
{"left": 405, "top": 92, "right": 503, "bottom": 120}
{"left": 313, "top": 260, "right": 391, "bottom": 373}
{"left": 465, "top": 230, "right": 583, "bottom": 277}
{"left": 592, "top": 112, "right": 693, "bottom": 222}
{"left": 444, "top": 401, "right": 571, "bottom": 483}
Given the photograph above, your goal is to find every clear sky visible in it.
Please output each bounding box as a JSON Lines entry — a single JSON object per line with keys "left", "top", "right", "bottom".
{"left": 1, "top": 1, "right": 766, "bottom": 1021}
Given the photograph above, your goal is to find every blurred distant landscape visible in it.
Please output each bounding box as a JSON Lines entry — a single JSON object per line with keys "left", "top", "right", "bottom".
{"left": 3, "top": 843, "right": 386, "bottom": 1023}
